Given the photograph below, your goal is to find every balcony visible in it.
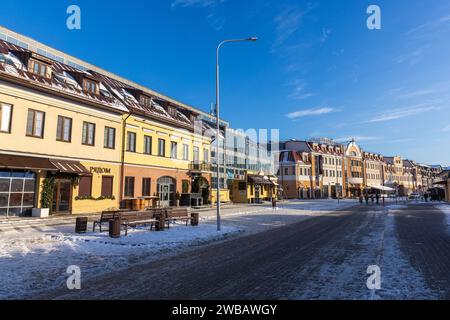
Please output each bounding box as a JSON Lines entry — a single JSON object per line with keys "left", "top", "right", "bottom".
{"left": 189, "top": 162, "right": 212, "bottom": 172}
{"left": 348, "top": 177, "right": 363, "bottom": 185}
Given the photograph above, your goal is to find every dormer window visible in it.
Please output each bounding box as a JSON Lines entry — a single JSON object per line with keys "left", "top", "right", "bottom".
{"left": 29, "top": 59, "right": 51, "bottom": 78}
{"left": 140, "top": 95, "right": 152, "bottom": 107}
{"left": 83, "top": 78, "right": 99, "bottom": 95}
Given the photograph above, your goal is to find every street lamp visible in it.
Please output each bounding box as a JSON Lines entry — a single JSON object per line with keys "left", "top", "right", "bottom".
{"left": 215, "top": 37, "right": 258, "bottom": 231}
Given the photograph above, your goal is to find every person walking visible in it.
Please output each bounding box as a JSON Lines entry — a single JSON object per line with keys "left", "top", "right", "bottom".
{"left": 359, "top": 194, "right": 363, "bottom": 204}
{"left": 376, "top": 193, "right": 380, "bottom": 205}
{"left": 365, "top": 193, "right": 369, "bottom": 205}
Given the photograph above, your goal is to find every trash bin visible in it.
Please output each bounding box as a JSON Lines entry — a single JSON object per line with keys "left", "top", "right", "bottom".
{"left": 75, "top": 217, "right": 88, "bottom": 234}
{"left": 109, "top": 217, "right": 121, "bottom": 238}
{"left": 155, "top": 213, "right": 165, "bottom": 231}
{"left": 191, "top": 212, "right": 199, "bottom": 226}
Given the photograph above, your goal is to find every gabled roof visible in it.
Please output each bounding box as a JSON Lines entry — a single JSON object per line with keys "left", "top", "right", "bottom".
{"left": 0, "top": 32, "right": 210, "bottom": 131}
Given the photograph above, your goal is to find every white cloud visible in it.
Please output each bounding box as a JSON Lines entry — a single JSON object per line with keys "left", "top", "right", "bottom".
{"left": 171, "top": 0, "right": 225, "bottom": 30}
{"left": 320, "top": 28, "right": 332, "bottom": 43}
{"left": 171, "top": 0, "right": 223, "bottom": 8}
{"left": 365, "top": 105, "right": 440, "bottom": 123}
{"left": 286, "top": 79, "right": 313, "bottom": 100}
{"left": 334, "top": 136, "right": 380, "bottom": 143}
{"left": 286, "top": 107, "right": 335, "bottom": 119}
{"left": 406, "top": 15, "right": 450, "bottom": 39}
{"left": 273, "top": 7, "right": 305, "bottom": 47}
{"left": 393, "top": 46, "right": 428, "bottom": 66}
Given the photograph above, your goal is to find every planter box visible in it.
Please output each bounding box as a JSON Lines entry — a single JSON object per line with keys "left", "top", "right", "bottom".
{"left": 32, "top": 208, "right": 50, "bottom": 218}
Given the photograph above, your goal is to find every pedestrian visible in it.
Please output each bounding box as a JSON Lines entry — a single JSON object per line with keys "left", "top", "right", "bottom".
{"left": 359, "top": 194, "right": 363, "bottom": 204}
{"left": 365, "top": 193, "right": 369, "bottom": 205}
{"left": 424, "top": 192, "right": 429, "bottom": 202}
{"left": 371, "top": 194, "right": 374, "bottom": 204}
{"left": 376, "top": 193, "right": 380, "bottom": 205}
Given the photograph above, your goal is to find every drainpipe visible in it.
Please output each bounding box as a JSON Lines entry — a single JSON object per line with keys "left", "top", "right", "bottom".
{"left": 119, "top": 111, "right": 133, "bottom": 208}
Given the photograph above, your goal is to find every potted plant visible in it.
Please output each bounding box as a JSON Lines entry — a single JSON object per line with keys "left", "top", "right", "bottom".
{"left": 33, "top": 177, "right": 54, "bottom": 218}
{"left": 175, "top": 192, "right": 181, "bottom": 207}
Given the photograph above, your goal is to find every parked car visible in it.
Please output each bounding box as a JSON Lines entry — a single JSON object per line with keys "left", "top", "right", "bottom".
{"left": 408, "top": 193, "right": 421, "bottom": 200}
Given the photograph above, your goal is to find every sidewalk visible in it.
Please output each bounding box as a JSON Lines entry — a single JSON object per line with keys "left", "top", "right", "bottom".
{"left": 0, "top": 202, "right": 272, "bottom": 234}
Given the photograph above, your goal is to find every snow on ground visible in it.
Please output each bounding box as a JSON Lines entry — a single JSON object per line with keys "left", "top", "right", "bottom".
{"left": 287, "top": 205, "right": 436, "bottom": 300}
{"left": 0, "top": 223, "right": 241, "bottom": 300}
{"left": 0, "top": 200, "right": 359, "bottom": 299}
{"left": 435, "top": 203, "right": 450, "bottom": 233}
{"left": 375, "top": 211, "right": 438, "bottom": 300}
{"left": 277, "top": 199, "right": 357, "bottom": 212}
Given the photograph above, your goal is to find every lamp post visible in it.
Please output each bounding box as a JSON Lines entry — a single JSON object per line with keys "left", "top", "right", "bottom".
{"left": 215, "top": 37, "right": 258, "bottom": 231}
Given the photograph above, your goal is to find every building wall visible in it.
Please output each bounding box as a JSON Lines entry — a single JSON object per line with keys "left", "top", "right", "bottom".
{"left": 0, "top": 82, "right": 123, "bottom": 214}
{"left": 364, "top": 159, "right": 384, "bottom": 187}
{"left": 122, "top": 116, "right": 212, "bottom": 203}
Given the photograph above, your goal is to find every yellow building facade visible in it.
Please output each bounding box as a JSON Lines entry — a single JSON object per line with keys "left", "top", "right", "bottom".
{"left": 0, "top": 80, "right": 123, "bottom": 216}
{"left": 0, "top": 26, "right": 214, "bottom": 216}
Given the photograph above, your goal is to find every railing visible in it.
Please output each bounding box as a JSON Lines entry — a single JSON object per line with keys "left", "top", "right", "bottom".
{"left": 189, "top": 162, "right": 212, "bottom": 172}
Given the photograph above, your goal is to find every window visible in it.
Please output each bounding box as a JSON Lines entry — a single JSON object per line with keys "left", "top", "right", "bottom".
{"left": 127, "top": 132, "right": 136, "bottom": 152}
{"left": 0, "top": 171, "right": 36, "bottom": 217}
{"left": 142, "top": 178, "right": 151, "bottom": 197}
{"left": 82, "top": 122, "right": 95, "bottom": 146}
{"left": 104, "top": 127, "right": 116, "bottom": 149}
{"left": 203, "top": 148, "right": 209, "bottom": 163}
{"left": 193, "top": 146, "right": 199, "bottom": 163}
{"left": 26, "top": 109, "right": 45, "bottom": 138}
{"left": 0, "top": 103, "right": 12, "bottom": 133}
{"left": 56, "top": 116, "right": 72, "bottom": 142}
{"left": 183, "top": 144, "right": 189, "bottom": 161}
{"left": 78, "top": 176, "right": 92, "bottom": 197}
{"left": 29, "top": 59, "right": 49, "bottom": 78}
{"left": 170, "top": 142, "right": 178, "bottom": 159}
{"left": 83, "top": 79, "right": 98, "bottom": 94}
{"left": 101, "top": 176, "right": 113, "bottom": 197}
{"left": 144, "top": 136, "right": 152, "bottom": 154}
{"left": 140, "top": 95, "right": 152, "bottom": 107}
{"left": 124, "top": 177, "right": 135, "bottom": 197}
{"left": 158, "top": 139, "right": 166, "bottom": 157}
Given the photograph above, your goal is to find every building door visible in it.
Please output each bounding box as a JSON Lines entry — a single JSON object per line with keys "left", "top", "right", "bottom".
{"left": 157, "top": 176, "right": 175, "bottom": 207}
{"left": 53, "top": 179, "right": 72, "bottom": 213}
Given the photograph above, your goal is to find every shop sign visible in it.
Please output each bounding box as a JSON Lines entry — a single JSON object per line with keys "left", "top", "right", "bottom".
{"left": 90, "top": 167, "right": 111, "bottom": 175}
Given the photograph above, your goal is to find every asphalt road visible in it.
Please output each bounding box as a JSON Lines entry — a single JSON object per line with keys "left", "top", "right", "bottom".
{"left": 41, "top": 202, "right": 450, "bottom": 300}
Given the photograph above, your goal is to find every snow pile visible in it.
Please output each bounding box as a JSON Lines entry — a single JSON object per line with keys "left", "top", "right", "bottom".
{"left": 0, "top": 223, "right": 241, "bottom": 300}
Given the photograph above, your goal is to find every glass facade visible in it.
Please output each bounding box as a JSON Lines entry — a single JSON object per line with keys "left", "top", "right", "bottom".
{"left": 0, "top": 170, "right": 36, "bottom": 217}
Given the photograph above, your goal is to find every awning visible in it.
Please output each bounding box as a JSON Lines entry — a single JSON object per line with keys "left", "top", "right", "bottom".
{"left": 248, "top": 175, "right": 272, "bottom": 185}
{"left": 0, "top": 154, "right": 58, "bottom": 171}
{"left": 367, "top": 185, "right": 395, "bottom": 192}
{"left": 49, "top": 159, "right": 91, "bottom": 175}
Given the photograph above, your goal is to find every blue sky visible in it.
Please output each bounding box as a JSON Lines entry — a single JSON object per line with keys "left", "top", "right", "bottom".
{"left": 1, "top": 0, "right": 449, "bottom": 165}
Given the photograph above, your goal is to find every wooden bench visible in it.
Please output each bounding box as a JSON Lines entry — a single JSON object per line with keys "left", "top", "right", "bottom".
{"left": 119, "top": 211, "right": 159, "bottom": 236}
{"left": 166, "top": 208, "right": 195, "bottom": 228}
{"left": 93, "top": 211, "right": 118, "bottom": 232}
